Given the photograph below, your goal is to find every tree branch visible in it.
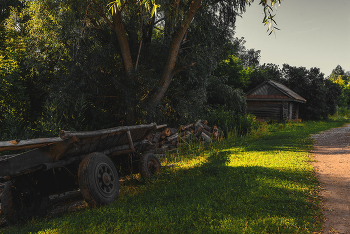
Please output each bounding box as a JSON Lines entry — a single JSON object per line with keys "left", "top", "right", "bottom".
{"left": 90, "top": 0, "right": 115, "bottom": 31}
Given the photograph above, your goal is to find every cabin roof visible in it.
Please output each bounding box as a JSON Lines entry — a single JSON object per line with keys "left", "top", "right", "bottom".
{"left": 246, "top": 80, "right": 307, "bottom": 103}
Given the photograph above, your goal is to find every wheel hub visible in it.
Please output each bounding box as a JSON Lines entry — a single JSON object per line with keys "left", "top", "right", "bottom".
{"left": 103, "top": 173, "right": 111, "bottom": 185}
{"left": 95, "top": 162, "right": 115, "bottom": 197}
{"left": 148, "top": 159, "right": 159, "bottom": 175}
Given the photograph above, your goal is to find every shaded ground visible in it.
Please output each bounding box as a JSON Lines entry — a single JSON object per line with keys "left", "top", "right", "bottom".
{"left": 0, "top": 175, "right": 142, "bottom": 229}
{"left": 311, "top": 124, "right": 350, "bottom": 234}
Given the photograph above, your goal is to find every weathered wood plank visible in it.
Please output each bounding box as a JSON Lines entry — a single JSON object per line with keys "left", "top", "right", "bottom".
{"left": 0, "top": 137, "right": 63, "bottom": 152}
{"left": 0, "top": 148, "right": 51, "bottom": 177}
{"left": 60, "top": 123, "right": 157, "bottom": 140}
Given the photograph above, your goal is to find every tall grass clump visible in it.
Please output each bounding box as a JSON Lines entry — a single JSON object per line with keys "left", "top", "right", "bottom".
{"left": 203, "top": 110, "right": 260, "bottom": 138}
{"left": 334, "top": 106, "right": 350, "bottom": 118}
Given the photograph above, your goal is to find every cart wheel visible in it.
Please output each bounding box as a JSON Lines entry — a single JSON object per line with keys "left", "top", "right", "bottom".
{"left": 139, "top": 153, "right": 161, "bottom": 180}
{"left": 78, "top": 152, "right": 119, "bottom": 208}
{"left": 2, "top": 180, "right": 49, "bottom": 223}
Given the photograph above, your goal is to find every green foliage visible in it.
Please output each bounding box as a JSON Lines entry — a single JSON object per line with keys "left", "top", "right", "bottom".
{"left": 203, "top": 110, "right": 259, "bottom": 137}
{"left": 0, "top": 12, "right": 29, "bottom": 124}
{"left": 206, "top": 75, "right": 247, "bottom": 112}
{"left": 0, "top": 0, "right": 284, "bottom": 136}
{"left": 334, "top": 106, "right": 350, "bottom": 118}
{"left": 214, "top": 55, "right": 252, "bottom": 90}
{"left": 0, "top": 0, "right": 23, "bottom": 22}
{"left": 234, "top": 37, "right": 261, "bottom": 69}
{"left": 281, "top": 64, "right": 341, "bottom": 120}
{"left": 138, "top": 4, "right": 248, "bottom": 125}
{"left": 207, "top": 39, "right": 258, "bottom": 113}
{"left": 329, "top": 65, "right": 350, "bottom": 107}
{"left": 0, "top": 113, "right": 34, "bottom": 141}
{"left": 245, "top": 63, "right": 282, "bottom": 92}
{"left": 8, "top": 0, "right": 250, "bottom": 129}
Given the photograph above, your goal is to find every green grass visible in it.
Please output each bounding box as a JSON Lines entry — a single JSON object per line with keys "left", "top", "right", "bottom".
{"left": 2, "top": 118, "right": 350, "bottom": 233}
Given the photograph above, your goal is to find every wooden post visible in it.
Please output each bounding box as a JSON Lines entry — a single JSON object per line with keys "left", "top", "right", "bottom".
{"left": 127, "top": 131, "right": 135, "bottom": 152}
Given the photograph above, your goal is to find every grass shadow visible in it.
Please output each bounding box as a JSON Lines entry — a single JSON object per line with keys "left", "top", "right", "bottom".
{"left": 6, "top": 150, "right": 321, "bottom": 233}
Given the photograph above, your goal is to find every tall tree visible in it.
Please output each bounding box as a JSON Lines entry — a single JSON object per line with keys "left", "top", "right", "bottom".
{"left": 6, "top": 0, "right": 282, "bottom": 128}
{"left": 282, "top": 64, "right": 340, "bottom": 120}
{"left": 245, "top": 63, "right": 281, "bottom": 91}
{"left": 85, "top": 0, "right": 281, "bottom": 123}
{"left": 329, "top": 65, "right": 350, "bottom": 107}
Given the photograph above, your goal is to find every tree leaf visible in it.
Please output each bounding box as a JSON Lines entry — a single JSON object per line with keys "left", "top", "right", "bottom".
{"left": 151, "top": 4, "right": 157, "bottom": 17}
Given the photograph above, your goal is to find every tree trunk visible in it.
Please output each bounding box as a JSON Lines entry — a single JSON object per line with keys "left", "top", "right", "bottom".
{"left": 112, "top": 5, "right": 134, "bottom": 76}
{"left": 149, "top": 0, "right": 202, "bottom": 106}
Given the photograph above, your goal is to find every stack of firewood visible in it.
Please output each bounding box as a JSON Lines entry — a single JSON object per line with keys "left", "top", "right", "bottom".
{"left": 144, "top": 120, "right": 222, "bottom": 154}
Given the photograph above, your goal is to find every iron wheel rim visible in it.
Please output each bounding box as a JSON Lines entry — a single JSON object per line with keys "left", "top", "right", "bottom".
{"left": 95, "top": 162, "right": 116, "bottom": 198}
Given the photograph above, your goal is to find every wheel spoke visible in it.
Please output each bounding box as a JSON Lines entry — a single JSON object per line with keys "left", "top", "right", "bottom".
{"left": 94, "top": 162, "right": 118, "bottom": 197}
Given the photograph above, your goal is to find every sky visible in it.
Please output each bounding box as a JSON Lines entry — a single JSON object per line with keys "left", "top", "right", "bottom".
{"left": 235, "top": 0, "right": 350, "bottom": 77}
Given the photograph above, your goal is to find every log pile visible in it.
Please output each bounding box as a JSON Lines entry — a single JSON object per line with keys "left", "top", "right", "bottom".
{"left": 144, "top": 120, "right": 222, "bottom": 154}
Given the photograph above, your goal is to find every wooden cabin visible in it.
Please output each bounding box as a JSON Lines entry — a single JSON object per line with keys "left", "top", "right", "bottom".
{"left": 246, "top": 80, "right": 306, "bottom": 122}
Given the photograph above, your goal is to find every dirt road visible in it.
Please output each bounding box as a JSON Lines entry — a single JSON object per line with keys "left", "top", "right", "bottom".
{"left": 311, "top": 124, "right": 350, "bottom": 233}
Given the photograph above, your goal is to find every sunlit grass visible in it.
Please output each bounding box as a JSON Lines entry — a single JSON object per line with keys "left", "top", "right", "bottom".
{"left": 2, "top": 118, "right": 349, "bottom": 233}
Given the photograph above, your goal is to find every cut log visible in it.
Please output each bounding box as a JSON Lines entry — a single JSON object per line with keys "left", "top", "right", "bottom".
{"left": 202, "top": 123, "right": 211, "bottom": 132}
{"left": 161, "top": 128, "right": 172, "bottom": 137}
{"left": 195, "top": 120, "right": 202, "bottom": 128}
{"left": 180, "top": 125, "right": 186, "bottom": 131}
{"left": 170, "top": 128, "right": 177, "bottom": 135}
{"left": 156, "top": 124, "right": 167, "bottom": 129}
{"left": 167, "top": 133, "right": 179, "bottom": 142}
{"left": 200, "top": 132, "right": 211, "bottom": 142}
{"left": 195, "top": 127, "right": 204, "bottom": 137}
{"left": 184, "top": 123, "right": 194, "bottom": 130}
{"left": 147, "top": 121, "right": 222, "bottom": 152}
{"left": 202, "top": 129, "right": 212, "bottom": 138}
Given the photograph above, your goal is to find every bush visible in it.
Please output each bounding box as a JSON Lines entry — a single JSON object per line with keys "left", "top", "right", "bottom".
{"left": 335, "top": 107, "right": 350, "bottom": 118}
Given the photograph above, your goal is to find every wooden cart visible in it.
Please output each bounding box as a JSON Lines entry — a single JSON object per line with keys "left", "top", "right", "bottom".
{"left": 0, "top": 123, "right": 165, "bottom": 222}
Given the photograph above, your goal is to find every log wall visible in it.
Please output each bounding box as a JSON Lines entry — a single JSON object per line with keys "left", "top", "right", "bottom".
{"left": 247, "top": 101, "right": 300, "bottom": 122}
{"left": 246, "top": 101, "right": 282, "bottom": 121}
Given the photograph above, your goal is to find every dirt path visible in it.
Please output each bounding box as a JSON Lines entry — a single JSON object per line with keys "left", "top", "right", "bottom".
{"left": 311, "top": 124, "right": 350, "bottom": 234}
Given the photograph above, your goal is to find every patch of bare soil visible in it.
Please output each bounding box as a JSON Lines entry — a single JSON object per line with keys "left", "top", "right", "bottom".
{"left": 311, "top": 124, "right": 350, "bottom": 234}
